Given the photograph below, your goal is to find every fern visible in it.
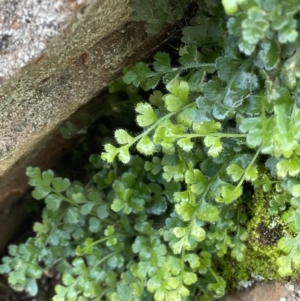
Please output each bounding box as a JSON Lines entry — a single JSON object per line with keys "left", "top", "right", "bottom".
{"left": 2, "top": 0, "right": 300, "bottom": 300}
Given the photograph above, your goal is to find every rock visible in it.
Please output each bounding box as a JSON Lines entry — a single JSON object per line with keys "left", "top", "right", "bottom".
{"left": 227, "top": 282, "right": 289, "bottom": 301}
{"left": 0, "top": 0, "right": 81, "bottom": 85}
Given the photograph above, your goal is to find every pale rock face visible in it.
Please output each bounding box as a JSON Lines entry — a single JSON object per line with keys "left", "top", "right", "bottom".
{"left": 0, "top": 0, "right": 85, "bottom": 85}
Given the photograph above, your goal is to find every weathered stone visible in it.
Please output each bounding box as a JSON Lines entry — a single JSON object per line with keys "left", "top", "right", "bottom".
{"left": 0, "top": 0, "right": 176, "bottom": 250}
{"left": 0, "top": 0, "right": 81, "bottom": 85}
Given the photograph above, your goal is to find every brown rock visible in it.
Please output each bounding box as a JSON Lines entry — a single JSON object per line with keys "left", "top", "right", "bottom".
{"left": 227, "top": 282, "right": 289, "bottom": 301}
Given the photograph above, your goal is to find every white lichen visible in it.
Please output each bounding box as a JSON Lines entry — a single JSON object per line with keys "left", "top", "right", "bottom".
{"left": 0, "top": 0, "right": 83, "bottom": 85}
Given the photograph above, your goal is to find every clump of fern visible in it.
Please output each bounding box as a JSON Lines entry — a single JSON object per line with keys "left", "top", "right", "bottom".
{"left": 2, "top": 1, "right": 300, "bottom": 300}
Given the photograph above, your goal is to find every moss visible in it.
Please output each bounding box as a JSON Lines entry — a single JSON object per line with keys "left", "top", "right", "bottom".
{"left": 219, "top": 186, "right": 294, "bottom": 291}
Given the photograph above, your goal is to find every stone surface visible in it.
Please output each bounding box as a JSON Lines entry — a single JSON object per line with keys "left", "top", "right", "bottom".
{"left": 0, "top": 0, "right": 84, "bottom": 85}
{"left": 227, "top": 282, "right": 290, "bottom": 301}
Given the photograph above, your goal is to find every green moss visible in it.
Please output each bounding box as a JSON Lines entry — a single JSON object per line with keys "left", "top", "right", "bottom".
{"left": 219, "top": 186, "right": 293, "bottom": 290}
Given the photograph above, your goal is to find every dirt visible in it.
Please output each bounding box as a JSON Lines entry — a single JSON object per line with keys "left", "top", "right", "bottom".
{"left": 228, "top": 281, "right": 300, "bottom": 301}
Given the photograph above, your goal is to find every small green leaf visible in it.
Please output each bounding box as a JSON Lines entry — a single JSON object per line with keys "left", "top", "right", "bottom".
{"left": 59, "top": 121, "right": 79, "bottom": 139}
{"left": 228, "top": 13, "right": 247, "bottom": 35}
{"left": 173, "top": 227, "right": 188, "bottom": 238}
{"left": 216, "top": 57, "right": 237, "bottom": 81}
{"left": 41, "top": 170, "right": 55, "bottom": 186}
{"left": 177, "top": 107, "right": 196, "bottom": 128}
{"left": 277, "top": 255, "right": 293, "bottom": 277}
{"left": 242, "top": 7, "right": 269, "bottom": 45}
{"left": 52, "top": 178, "right": 70, "bottom": 193}
{"left": 245, "top": 165, "right": 258, "bottom": 181}
{"left": 183, "top": 272, "right": 197, "bottom": 285}
{"left": 190, "top": 224, "right": 206, "bottom": 242}
{"left": 193, "top": 121, "right": 221, "bottom": 134}
{"left": 150, "top": 90, "right": 163, "bottom": 107}
{"left": 62, "top": 273, "right": 76, "bottom": 286}
{"left": 32, "top": 186, "right": 52, "bottom": 200}
{"left": 25, "top": 279, "right": 38, "bottom": 296}
{"left": 136, "top": 103, "right": 157, "bottom": 127}
{"left": 259, "top": 39, "right": 280, "bottom": 71}
{"left": 88, "top": 190, "right": 102, "bottom": 203}
{"left": 292, "top": 185, "right": 300, "bottom": 197}
{"left": 101, "top": 144, "right": 119, "bottom": 163}
{"left": 145, "top": 157, "right": 162, "bottom": 175}
{"left": 118, "top": 147, "right": 131, "bottom": 164}
{"left": 235, "top": 72, "right": 258, "bottom": 90}
{"left": 33, "top": 222, "right": 48, "bottom": 234}
{"left": 88, "top": 217, "right": 101, "bottom": 233}
{"left": 227, "top": 163, "right": 244, "bottom": 181}
{"left": 54, "top": 285, "right": 68, "bottom": 301}
{"left": 282, "top": 207, "right": 300, "bottom": 232}
{"left": 104, "top": 225, "right": 115, "bottom": 236}
{"left": 45, "top": 194, "right": 62, "bottom": 211}
{"left": 276, "top": 234, "right": 300, "bottom": 276}
{"left": 172, "top": 236, "right": 192, "bottom": 254}
{"left": 204, "top": 136, "right": 222, "bottom": 157}
{"left": 123, "top": 62, "right": 152, "bottom": 87}
{"left": 153, "top": 52, "right": 172, "bottom": 72}
{"left": 222, "top": 0, "right": 239, "bottom": 15}
{"left": 197, "top": 201, "right": 219, "bottom": 223}
{"left": 175, "top": 202, "right": 195, "bottom": 221}
{"left": 147, "top": 275, "right": 161, "bottom": 292}
{"left": 165, "top": 276, "right": 180, "bottom": 290}
{"left": 216, "top": 185, "right": 242, "bottom": 204}
{"left": 66, "top": 208, "right": 80, "bottom": 224}
{"left": 163, "top": 164, "right": 185, "bottom": 182}
{"left": 147, "top": 196, "right": 167, "bottom": 215}
{"left": 164, "top": 78, "right": 189, "bottom": 112}
{"left": 238, "top": 39, "right": 256, "bottom": 55}
{"left": 164, "top": 95, "right": 187, "bottom": 112}
{"left": 96, "top": 204, "right": 109, "bottom": 219}
{"left": 80, "top": 202, "right": 94, "bottom": 215}
{"left": 154, "top": 289, "right": 165, "bottom": 301}
{"left": 177, "top": 138, "right": 193, "bottom": 152}
{"left": 115, "top": 129, "right": 134, "bottom": 145}
{"left": 72, "top": 192, "right": 87, "bottom": 204}
{"left": 231, "top": 240, "right": 247, "bottom": 262}
{"left": 278, "top": 27, "right": 298, "bottom": 44}
{"left": 136, "top": 136, "right": 155, "bottom": 155}
{"left": 186, "top": 169, "right": 208, "bottom": 195}
{"left": 184, "top": 254, "right": 200, "bottom": 270}
{"left": 26, "top": 167, "right": 43, "bottom": 187}
{"left": 277, "top": 157, "right": 300, "bottom": 177}
{"left": 111, "top": 199, "right": 124, "bottom": 212}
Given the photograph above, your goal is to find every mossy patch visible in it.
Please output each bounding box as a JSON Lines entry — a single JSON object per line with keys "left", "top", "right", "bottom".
{"left": 219, "top": 186, "right": 293, "bottom": 291}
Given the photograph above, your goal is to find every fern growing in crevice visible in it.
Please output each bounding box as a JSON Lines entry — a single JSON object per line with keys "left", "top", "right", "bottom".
{"left": 2, "top": 0, "right": 300, "bottom": 300}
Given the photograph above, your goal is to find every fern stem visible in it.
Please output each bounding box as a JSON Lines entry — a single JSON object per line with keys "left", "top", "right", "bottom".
{"left": 171, "top": 133, "right": 247, "bottom": 138}
{"left": 236, "top": 145, "right": 261, "bottom": 189}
